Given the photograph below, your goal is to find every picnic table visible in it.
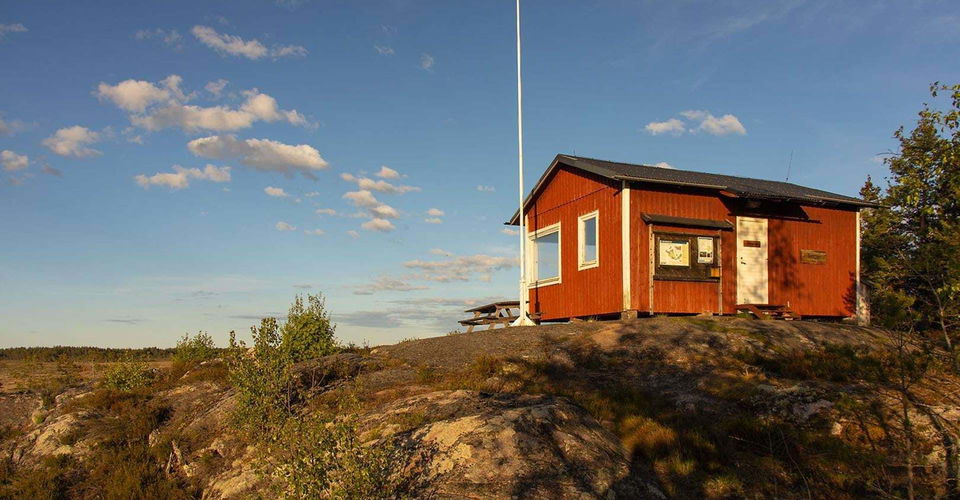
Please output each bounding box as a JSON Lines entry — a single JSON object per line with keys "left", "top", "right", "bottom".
{"left": 458, "top": 301, "right": 521, "bottom": 333}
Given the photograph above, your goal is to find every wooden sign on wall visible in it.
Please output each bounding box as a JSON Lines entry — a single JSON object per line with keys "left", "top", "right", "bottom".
{"left": 801, "top": 249, "right": 827, "bottom": 265}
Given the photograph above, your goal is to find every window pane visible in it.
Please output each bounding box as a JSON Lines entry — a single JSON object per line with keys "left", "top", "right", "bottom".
{"left": 583, "top": 217, "right": 597, "bottom": 263}
{"left": 535, "top": 231, "right": 560, "bottom": 281}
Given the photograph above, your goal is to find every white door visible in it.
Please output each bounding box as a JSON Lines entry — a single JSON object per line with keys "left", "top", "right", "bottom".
{"left": 736, "top": 217, "right": 768, "bottom": 304}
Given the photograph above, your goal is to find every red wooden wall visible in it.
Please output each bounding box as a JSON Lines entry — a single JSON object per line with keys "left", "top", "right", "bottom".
{"left": 630, "top": 186, "right": 737, "bottom": 314}
{"left": 525, "top": 166, "right": 623, "bottom": 320}
{"left": 523, "top": 168, "right": 859, "bottom": 320}
{"left": 767, "top": 207, "right": 858, "bottom": 317}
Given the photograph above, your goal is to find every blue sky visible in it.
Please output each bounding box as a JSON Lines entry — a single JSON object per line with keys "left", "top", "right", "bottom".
{"left": 1, "top": 0, "right": 958, "bottom": 348}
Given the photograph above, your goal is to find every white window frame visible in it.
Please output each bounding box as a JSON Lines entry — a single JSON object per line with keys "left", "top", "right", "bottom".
{"left": 527, "top": 222, "right": 561, "bottom": 287}
{"left": 578, "top": 210, "right": 600, "bottom": 270}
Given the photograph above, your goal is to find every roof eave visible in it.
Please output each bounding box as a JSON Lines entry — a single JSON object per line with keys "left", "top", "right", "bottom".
{"left": 506, "top": 155, "right": 880, "bottom": 223}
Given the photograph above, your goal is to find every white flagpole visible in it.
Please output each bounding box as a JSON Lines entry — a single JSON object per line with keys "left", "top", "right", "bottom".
{"left": 514, "top": 0, "right": 534, "bottom": 326}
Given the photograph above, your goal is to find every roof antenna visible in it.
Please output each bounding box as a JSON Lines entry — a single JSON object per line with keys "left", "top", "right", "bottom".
{"left": 785, "top": 150, "right": 794, "bottom": 182}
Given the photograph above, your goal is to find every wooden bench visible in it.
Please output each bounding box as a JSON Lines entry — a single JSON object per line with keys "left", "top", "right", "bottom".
{"left": 735, "top": 303, "right": 799, "bottom": 320}
{"left": 459, "top": 301, "right": 530, "bottom": 332}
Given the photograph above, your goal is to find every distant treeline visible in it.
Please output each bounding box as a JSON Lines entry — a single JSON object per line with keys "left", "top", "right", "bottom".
{"left": 0, "top": 346, "right": 179, "bottom": 362}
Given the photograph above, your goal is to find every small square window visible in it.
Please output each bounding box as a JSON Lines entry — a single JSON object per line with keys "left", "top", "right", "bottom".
{"left": 578, "top": 211, "right": 599, "bottom": 270}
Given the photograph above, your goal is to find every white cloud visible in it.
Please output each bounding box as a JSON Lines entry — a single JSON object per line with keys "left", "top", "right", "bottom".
{"left": 191, "top": 25, "right": 306, "bottom": 60}
{"left": 305, "top": 191, "right": 321, "bottom": 197}
{"left": 426, "top": 208, "right": 444, "bottom": 217}
{"left": 477, "top": 185, "right": 495, "bottom": 192}
{"left": 647, "top": 111, "right": 746, "bottom": 137}
{"left": 374, "top": 45, "right": 395, "bottom": 56}
{"left": 429, "top": 248, "right": 453, "bottom": 257}
{"left": 42, "top": 126, "right": 101, "bottom": 158}
{"left": 361, "top": 218, "right": 395, "bottom": 232}
{"left": 404, "top": 253, "right": 518, "bottom": 282}
{"left": 303, "top": 229, "right": 325, "bottom": 236}
{"left": 341, "top": 171, "right": 419, "bottom": 194}
{"left": 96, "top": 78, "right": 174, "bottom": 113}
{"left": 682, "top": 110, "right": 746, "bottom": 136}
{"left": 134, "top": 164, "right": 231, "bottom": 189}
{"left": 272, "top": 44, "right": 307, "bottom": 58}
{"left": 315, "top": 208, "right": 337, "bottom": 216}
{"left": 0, "top": 115, "right": 29, "bottom": 135}
{"left": 424, "top": 217, "right": 443, "bottom": 224}
{"left": 276, "top": 221, "right": 296, "bottom": 231}
{"left": 645, "top": 118, "right": 686, "bottom": 136}
{"left": 98, "top": 75, "right": 310, "bottom": 132}
{"left": 653, "top": 162, "right": 674, "bottom": 169}
{"left": 132, "top": 91, "right": 308, "bottom": 132}
{"left": 124, "top": 127, "right": 145, "bottom": 144}
{"left": 347, "top": 230, "right": 360, "bottom": 239}
{"left": 134, "top": 28, "right": 182, "bottom": 48}
{"left": 205, "top": 79, "right": 229, "bottom": 98}
{"left": 360, "top": 178, "right": 419, "bottom": 194}
{"left": 343, "top": 189, "right": 399, "bottom": 220}
{"left": 1, "top": 150, "right": 29, "bottom": 171}
{"left": 0, "top": 23, "right": 27, "bottom": 40}
{"left": 353, "top": 276, "right": 428, "bottom": 295}
{"left": 420, "top": 53, "right": 434, "bottom": 71}
{"left": 376, "top": 166, "right": 401, "bottom": 179}
{"left": 188, "top": 135, "right": 328, "bottom": 175}
{"left": 343, "top": 189, "right": 380, "bottom": 208}
{"left": 501, "top": 227, "right": 519, "bottom": 236}
{"left": 370, "top": 204, "right": 400, "bottom": 219}
{"left": 264, "top": 186, "right": 289, "bottom": 197}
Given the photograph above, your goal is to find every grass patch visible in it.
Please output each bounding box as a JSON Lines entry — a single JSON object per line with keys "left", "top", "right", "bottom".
{"left": 733, "top": 343, "right": 891, "bottom": 383}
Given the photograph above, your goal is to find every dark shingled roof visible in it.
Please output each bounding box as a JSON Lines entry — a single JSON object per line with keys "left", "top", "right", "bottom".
{"left": 507, "top": 154, "right": 877, "bottom": 225}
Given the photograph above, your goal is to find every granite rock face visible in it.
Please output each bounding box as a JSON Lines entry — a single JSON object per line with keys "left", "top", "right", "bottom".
{"left": 371, "top": 390, "right": 662, "bottom": 498}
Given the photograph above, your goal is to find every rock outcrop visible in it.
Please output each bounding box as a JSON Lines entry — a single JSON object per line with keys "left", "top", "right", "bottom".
{"left": 372, "top": 390, "right": 662, "bottom": 498}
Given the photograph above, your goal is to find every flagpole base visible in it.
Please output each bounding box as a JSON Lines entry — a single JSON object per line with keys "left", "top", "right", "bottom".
{"left": 511, "top": 314, "right": 537, "bottom": 327}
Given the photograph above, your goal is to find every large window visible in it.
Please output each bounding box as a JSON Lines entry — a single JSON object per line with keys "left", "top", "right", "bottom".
{"left": 529, "top": 223, "right": 561, "bottom": 286}
{"left": 578, "top": 211, "right": 599, "bottom": 270}
{"left": 653, "top": 232, "right": 720, "bottom": 281}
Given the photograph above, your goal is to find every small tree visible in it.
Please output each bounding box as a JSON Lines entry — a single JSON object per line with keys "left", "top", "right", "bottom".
{"left": 282, "top": 294, "right": 338, "bottom": 363}
{"left": 173, "top": 331, "right": 217, "bottom": 364}
{"left": 861, "top": 83, "right": 960, "bottom": 368}
{"left": 101, "top": 357, "right": 152, "bottom": 392}
{"left": 227, "top": 293, "right": 341, "bottom": 433}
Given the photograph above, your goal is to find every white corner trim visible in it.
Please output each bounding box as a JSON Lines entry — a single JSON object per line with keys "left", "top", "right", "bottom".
{"left": 621, "top": 182, "right": 631, "bottom": 310}
{"left": 855, "top": 211, "right": 866, "bottom": 324}
{"left": 577, "top": 210, "right": 600, "bottom": 270}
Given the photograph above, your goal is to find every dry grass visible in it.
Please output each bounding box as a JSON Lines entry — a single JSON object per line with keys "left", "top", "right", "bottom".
{"left": 0, "top": 360, "right": 171, "bottom": 395}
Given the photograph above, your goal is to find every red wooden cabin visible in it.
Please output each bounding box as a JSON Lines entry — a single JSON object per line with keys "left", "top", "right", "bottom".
{"left": 506, "top": 155, "right": 877, "bottom": 322}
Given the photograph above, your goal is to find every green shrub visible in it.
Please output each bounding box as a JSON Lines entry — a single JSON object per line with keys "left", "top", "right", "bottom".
{"left": 227, "top": 318, "right": 292, "bottom": 432}
{"left": 172, "top": 331, "right": 217, "bottom": 364}
{"left": 269, "top": 414, "right": 425, "bottom": 499}
{"left": 282, "top": 294, "right": 338, "bottom": 363}
{"left": 227, "top": 293, "right": 341, "bottom": 433}
{"left": 101, "top": 358, "right": 152, "bottom": 392}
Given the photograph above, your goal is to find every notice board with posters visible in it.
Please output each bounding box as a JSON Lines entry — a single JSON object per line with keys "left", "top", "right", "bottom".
{"left": 654, "top": 232, "right": 720, "bottom": 281}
